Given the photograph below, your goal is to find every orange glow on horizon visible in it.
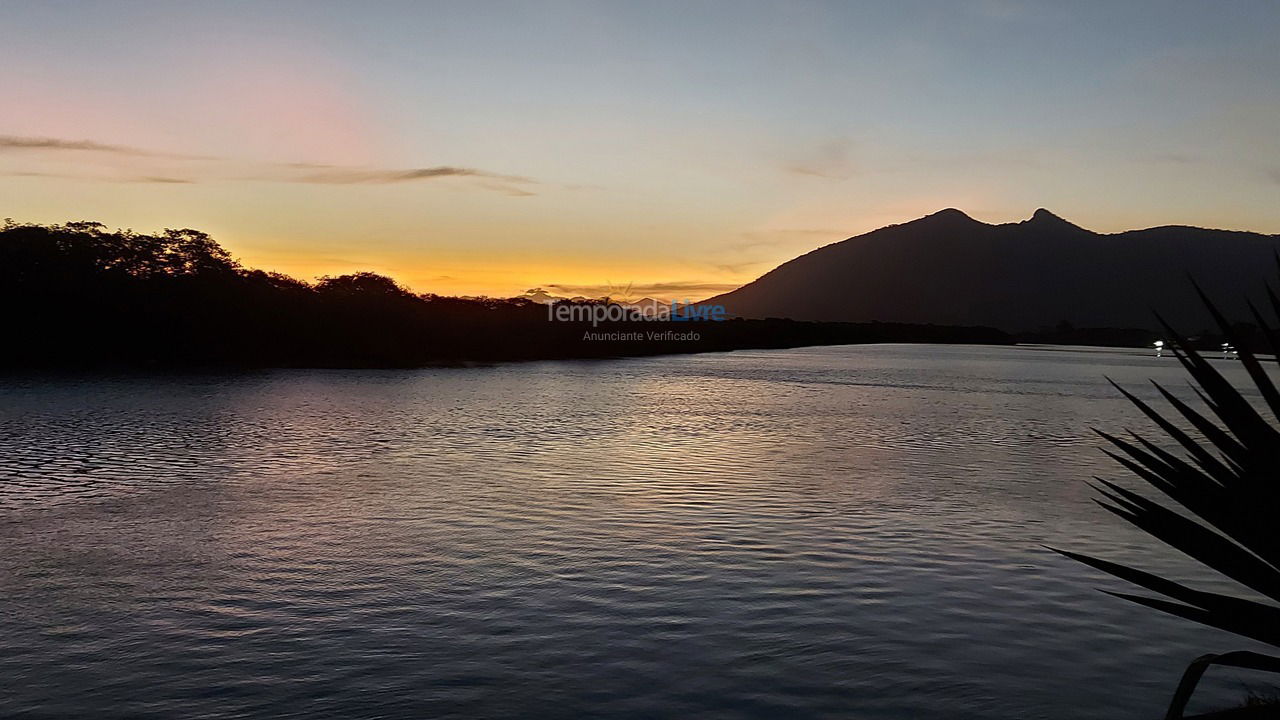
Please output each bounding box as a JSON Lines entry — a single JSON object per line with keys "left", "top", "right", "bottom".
{"left": 231, "top": 246, "right": 757, "bottom": 301}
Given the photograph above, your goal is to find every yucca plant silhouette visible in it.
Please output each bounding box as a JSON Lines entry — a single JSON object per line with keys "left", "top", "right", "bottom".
{"left": 1051, "top": 280, "right": 1280, "bottom": 718}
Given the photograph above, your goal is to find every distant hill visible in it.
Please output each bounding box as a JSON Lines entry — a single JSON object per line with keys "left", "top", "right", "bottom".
{"left": 705, "top": 209, "right": 1280, "bottom": 332}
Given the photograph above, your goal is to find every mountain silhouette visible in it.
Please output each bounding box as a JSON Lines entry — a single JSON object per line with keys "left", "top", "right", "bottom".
{"left": 705, "top": 209, "right": 1280, "bottom": 331}
{"left": 0, "top": 219, "right": 1011, "bottom": 368}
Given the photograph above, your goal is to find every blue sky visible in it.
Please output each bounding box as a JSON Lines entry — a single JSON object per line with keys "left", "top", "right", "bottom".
{"left": 2, "top": 0, "right": 1278, "bottom": 297}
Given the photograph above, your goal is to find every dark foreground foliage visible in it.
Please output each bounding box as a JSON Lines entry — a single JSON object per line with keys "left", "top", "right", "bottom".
{"left": 1054, "top": 283, "right": 1280, "bottom": 649}
{"left": 1, "top": 220, "right": 1010, "bottom": 368}
{"left": 1053, "top": 276, "right": 1280, "bottom": 717}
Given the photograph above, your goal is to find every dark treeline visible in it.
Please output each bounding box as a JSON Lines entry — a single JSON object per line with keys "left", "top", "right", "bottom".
{"left": 1013, "top": 320, "right": 1274, "bottom": 352}
{"left": 2, "top": 220, "right": 1011, "bottom": 368}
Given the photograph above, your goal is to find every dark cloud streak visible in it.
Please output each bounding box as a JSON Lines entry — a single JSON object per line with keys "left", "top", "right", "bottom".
{"left": 296, "top": 166, "right": 535, "bottom": 187}
{"left": 0, "top": 134, "right": 537, "bottom": 195}
{"left": 0, "top": 135, "right": 157, "bottom": 156}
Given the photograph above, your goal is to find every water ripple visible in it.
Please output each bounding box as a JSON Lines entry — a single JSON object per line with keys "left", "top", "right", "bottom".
{"left": 0, "top": 346, "right": 1271, "bottom": 719}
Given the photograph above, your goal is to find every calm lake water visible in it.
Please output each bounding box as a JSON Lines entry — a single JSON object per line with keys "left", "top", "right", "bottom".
{"left": 0, "top": 344, "right": 1273, "bottom": 719}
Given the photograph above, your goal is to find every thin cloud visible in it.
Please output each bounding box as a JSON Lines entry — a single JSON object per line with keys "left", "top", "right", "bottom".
{"left": 4, "top": 170, "right": 68, "bottom": 179}
{"left": 295, "top": 166, "right": 533, "bottom": 185}
{"left": 478, "top": 182, "right": 537, "bottom": 197}
{"left": 712, "top": 260, "right": 770, "bottom": 274}
{"left": 546, "top": 281, "right": 742, "bottom": 297}
{"left": 0, "top": 135, "right": 213, "bottom": 160}
{"left": 785, "top": 138, "right": 856, "bottom": 180}
{"left": 0, "top": 135, "right": 157, "bottom": 156}
{"left": 0, "top": 134, "right": 537, "bottom": 195}
{"left": 2, "top": 170, "right": 200, "bottom": 185}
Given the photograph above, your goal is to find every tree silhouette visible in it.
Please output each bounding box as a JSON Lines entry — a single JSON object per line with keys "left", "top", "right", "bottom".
{"left": 0, "top": 219, "right": 1009, "bottom": 368}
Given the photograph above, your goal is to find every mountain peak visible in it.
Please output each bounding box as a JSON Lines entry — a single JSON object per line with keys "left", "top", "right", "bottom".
{"left": 1023, "top": 208, "right": 1086, "bottom": 232}
{"left": 930, "top": 208, "right": 973, "bottom": 221}
{"left": 1029, "top": 208, "right": 1071, "bottom": 224}
{"left": 913, "top": 208, "right": 980, "bottom": 227}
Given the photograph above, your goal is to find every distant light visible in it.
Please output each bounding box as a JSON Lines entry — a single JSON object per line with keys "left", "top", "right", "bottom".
{"left": 1154, "top": 340, "right": 1164, "bottom": 348}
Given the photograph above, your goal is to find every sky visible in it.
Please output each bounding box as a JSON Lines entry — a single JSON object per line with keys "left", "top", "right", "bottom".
{"left": 2, "top": 0, "right": 1279, "bottom": 300}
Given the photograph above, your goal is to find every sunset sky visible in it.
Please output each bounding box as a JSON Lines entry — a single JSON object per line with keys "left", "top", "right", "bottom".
{"left": 3, "top": 1, "right": 1279, "bottom": 299}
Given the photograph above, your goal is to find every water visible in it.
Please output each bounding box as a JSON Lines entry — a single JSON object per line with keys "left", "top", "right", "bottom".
{"left": 0, "top": 344, "right": 1274, "bottom": 719}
